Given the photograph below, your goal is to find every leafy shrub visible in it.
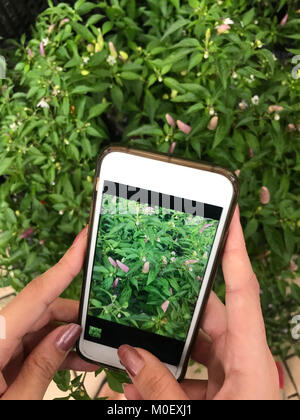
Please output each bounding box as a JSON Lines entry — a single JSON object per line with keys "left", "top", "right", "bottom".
{"left": 89, "top": 194, "right": 219, "bottom": 341}
{"left": 0, "top": 0, "right": 300, "bottom": 398}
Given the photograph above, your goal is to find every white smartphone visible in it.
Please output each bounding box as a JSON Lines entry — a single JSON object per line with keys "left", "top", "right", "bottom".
{"left": 77, "top": 146, "right": 239, "bottom": 381}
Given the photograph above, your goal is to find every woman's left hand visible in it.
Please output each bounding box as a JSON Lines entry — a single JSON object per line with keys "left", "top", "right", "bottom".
{"left": 0, "top": 226, "right": 97, "bottom": 400}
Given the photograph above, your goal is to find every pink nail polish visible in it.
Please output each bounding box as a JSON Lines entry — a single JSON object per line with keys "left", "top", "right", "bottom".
{"left": 118, "top": 345, "right": 145, "bottom": 377}
{"left": 56, "top": 324, "right": 82, "bottom": 352}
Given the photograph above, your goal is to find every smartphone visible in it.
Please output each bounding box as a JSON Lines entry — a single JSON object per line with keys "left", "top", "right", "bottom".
{"left": 77, "top": 146, "right": 239, "bottom": 381}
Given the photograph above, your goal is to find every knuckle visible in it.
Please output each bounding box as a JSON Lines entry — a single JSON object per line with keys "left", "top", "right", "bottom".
{"left": 25, "top": 353, "right": 56, "bottom": 383}
{"left": 141, "top": 370, "right": 170, "bottom": 400}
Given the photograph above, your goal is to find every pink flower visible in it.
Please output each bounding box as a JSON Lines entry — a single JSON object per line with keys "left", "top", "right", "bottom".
{"left": 177, "top": 120, "right": 192, "bottom": 135}
{"left": 112, "top": 277, "right": 119, "bottom": 288}
{"left": 235, "top": 169, "right": 241, "bottom": 177}
{"left": 108, "top": 257, "right": 117, "bottom": 267}
{"left": 280, "top": 13, "right": 288, "bottom": 26}
{"left": 196, "top": 276, "right": 202, "bottom": 282}
{"left": 28, "top": 48, "right": 34, "bottom": 58}
{"left": 169, "top": 288, "right": 173, "bottom": 296}
{"left": 60, "top": 18, "right": 70, "bottom": 26}
{"left": 207, "top": 116, "right": 218, "bottom": 131}
{"left": 200, "top": 223, "right": 213, "bottom": 233}
{"left": 166, "top": 113, "right": 175, "bottom": 127}
{"left": 40, "top": 42, "right": 45, "bottom": 57}
{"left": 268, "top": 105, "right": 284, "bottom": 114}
{"left": 287, "top": 124, "right": 296, "bottom": 132}
{"left": 161, "top": 300, "right": 170, "bottom": 313}
{"left": 142, "top": 261, "right": 150, "bottom": 274}
{"left": 20, "top": 227, "right": 34, "bottom": 239}
{"left": 117, "top": 260, "right": 130, "bottom": 273}
{"left": 260, "top": 186, "right": 270, "bottom": 205}
{"left": 184, "top": 259, "right": 199, "bottom": 265}
{"left": 168, "top": 141, "right": 177, "bottom": 156}
{"left": 48, "top": 24, "right": 55, "bottom": 35}
{"left": 217, "top": 24, "right": 231, "bottom": 35}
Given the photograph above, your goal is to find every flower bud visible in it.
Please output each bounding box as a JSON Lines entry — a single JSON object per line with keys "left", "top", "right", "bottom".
{"left": 260, "top": 186, "right": 270, "bottom": 205}
{"left": 166, "top": 113, "right": 175, "bottom": 127}
{"left": 217, "top": 24, "right": 231, "bottom": 35}
{"left": 207, "top": 116, "right": 218, "bottom": 131}
{"left": 142, "top": 261, "right": 150, "bottom": 274}
{"left": 177, "top": 120, "right": 192, "bottom": 135}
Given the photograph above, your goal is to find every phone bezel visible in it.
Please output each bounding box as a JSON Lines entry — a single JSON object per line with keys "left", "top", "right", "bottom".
{"left": 77, "top": 146, "right": 239, "bottom": 381}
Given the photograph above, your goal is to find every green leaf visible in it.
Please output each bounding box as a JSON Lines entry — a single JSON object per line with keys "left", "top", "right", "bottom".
{"left": 76, "top": 1, "right": 99, "bottom": 15}
{"left": 120, "top": 71, "right": 140, "bottom": 80}
{"left": 111, "top": 85, "right": 124, "bottom": 111}
{"left": 88, "top": 103, "right": 109, "bottom": 120}
{"left": 242, "top": 8, "right": 255, "bottom": 26}
{"left": 53, "top": 370, "right": 71, "bottom": 392}
{"left": 244, "top": 218, "right": 258, "bottom": 239}
{"left": 290, "top": 283, "right": 300, "bottom": 305}
{"left": 105, "top": 369, "right": 130, "bottom": 393}
{"left": 161, "top": 19, "right": 190, "bottom": 41}
{"left": 127, "top": 125, "right": 163, "bottom": 138}
{"left": 72, "top": 22, "right": 95, "bottom": 42}
{"left": 163, "top": 77, "right": 186, "bottom": 94}
{"left": 0, "top": 157, "right": 14, "bottom": 176}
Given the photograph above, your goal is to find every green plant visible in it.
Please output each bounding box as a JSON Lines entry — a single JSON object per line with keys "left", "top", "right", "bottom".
{"left": 89, "top": 194, "right": 219, "bottom": 341}
{"left": 0, "top": 0, "right": 299, "bottom": 399}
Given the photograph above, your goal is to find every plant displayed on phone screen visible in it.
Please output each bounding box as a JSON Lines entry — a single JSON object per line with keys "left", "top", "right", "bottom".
{"left": 89, "top": 193, "right": 218, "bottom": 341}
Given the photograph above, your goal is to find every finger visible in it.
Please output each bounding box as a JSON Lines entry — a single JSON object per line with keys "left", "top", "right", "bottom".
{"left": 118, "top": 345, "right": 188, "bottom": 400}
{"left": 1, "top": 324, "right": 81, "bottom": 400}
{"left": 123, "top": 384, "right": 143, "bottom": 400}
{"left": 61, "top": 352, "right": 99, "bottom": 372}
{"left": 180, "top": 379, "right": 208, "bottom": 400}
{"left": 201, "top": 291, "right": 226, "bottom": 342}
{"left": 190, "top": 329, "right": 213, "bottom": 366}
{"left": 222, "top": 206, "right": 266, "bottom": 345}
{"left": 0, "top": 227, "right": 87, "bottom": 368}
{"left": 30, "top": 299, "right": 79, "bottom": 333}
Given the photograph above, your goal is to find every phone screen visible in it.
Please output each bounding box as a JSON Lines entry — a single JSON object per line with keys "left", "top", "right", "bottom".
{"left": 84, "top": 180, "right": 223, "bottom": 366}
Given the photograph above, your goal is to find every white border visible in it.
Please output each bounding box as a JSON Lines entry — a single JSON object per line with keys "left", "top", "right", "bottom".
{"left": 79, "top": 151, "right": 234, "bottom": 379}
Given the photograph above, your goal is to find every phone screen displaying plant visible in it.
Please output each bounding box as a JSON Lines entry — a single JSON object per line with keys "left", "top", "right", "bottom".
{"left": 84, "top": 181, "right": 222, "bottom": 365}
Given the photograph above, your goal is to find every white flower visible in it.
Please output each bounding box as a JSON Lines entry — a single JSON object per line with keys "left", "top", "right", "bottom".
{"left": 223, "top": 18, "right": 234, "bottom": 25}
{"left": 274, "top": 113, "right": 280, "bottom": 121}
{"left": 83, "top": 56, "right": 90, "bottom": 64}
{"left": 204, "top": 50, "right": 209, "bottom": 59}
{"left": 239, "top": 100, "right": 248, "bottom": 110}
{"left": 106, "top": 55, "right": 117, "bottom": 66}
{"left": 171, "top": 257, "right": 176, "bottom": 263}
{"left": 251, "top": 95, "right": 259, "bottom": 105}
{"left": 232, "top": 71, "right": 238, "bottom": 79}
{"left": 9, "top": 122, "right": 18, "bottom": 131}
{"left": 37, "top": 99, "right": 50, "bottom": 109}
{"left": 42, "top": 38, "right": 50, "bottom": 46}
{"left": 209, "top": 107, "right": 215, "bottom": 116}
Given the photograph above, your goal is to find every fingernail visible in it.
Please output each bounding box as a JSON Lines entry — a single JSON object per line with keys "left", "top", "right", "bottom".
{"left": 118, "top": 345, "right": 145, "bottom": 378}
{"left": 71, "top": 226, "right": 88, "bottom": 249}
{"left": 56, "top": 324, "right": 82, "bottom": 352}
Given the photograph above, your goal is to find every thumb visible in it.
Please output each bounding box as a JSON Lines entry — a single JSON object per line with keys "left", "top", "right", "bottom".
{"left": 2, "top": 324, "right": 81, "bottom": 400}
{"left": 118, "top": 345, "right": 188, "bottom": 400}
